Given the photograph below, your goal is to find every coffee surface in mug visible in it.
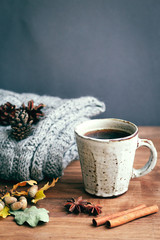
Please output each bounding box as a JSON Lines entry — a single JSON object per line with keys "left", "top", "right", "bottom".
{"left": 84, "top": 129, "right": 130, "bottom": 140}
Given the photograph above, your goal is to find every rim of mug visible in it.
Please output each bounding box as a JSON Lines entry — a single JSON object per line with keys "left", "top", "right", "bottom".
{"left": 74, "top": 118, "right": 138, "bottom": 142}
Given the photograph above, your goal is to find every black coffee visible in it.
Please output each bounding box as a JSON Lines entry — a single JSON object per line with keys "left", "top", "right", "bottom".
{"left": 84, "top": 129, "right": 130, "bottom": 140}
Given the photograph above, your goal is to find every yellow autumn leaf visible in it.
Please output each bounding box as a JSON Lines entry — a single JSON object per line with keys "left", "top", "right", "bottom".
{"left": 0, "top": 206, "right": 10, "bottom": 218}
{"left": 32, "top": 178, "right": 58, "bottom": 204}
{"left": 31, "top": 190, "right": 46, "bottom": 204}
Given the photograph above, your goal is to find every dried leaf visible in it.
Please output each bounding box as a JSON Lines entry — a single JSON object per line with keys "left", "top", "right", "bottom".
{"left": 11, "top": 180, "right": 37, "bottom": 192}
{"left": 10, "top": 206, "right": 49, "bottom": 227}
{"left": 0, "top": 206, "right": 10, "bottom": 218}
{"left": 13, "top": 191, "right": 29, "bottom": 197}
{"left": 1, "top": 192, "right": 10, "bottom": 199}
{"left": 32, "top": 178, "right": 58, "bottom": 204}
{"left": 10, "top": 180, "right": 37, "bottom": 196}
{"left": 39, "top": 178, "right": 58, "bottom": 192}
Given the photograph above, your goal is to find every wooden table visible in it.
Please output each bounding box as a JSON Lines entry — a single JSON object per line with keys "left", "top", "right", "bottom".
{"left": 0, "top": 127, "right": 159, "bottom": 240}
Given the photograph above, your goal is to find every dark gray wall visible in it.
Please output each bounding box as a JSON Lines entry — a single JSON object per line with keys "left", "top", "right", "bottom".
{"left": 0, "top": 0, "right": 160, "bottom": 125}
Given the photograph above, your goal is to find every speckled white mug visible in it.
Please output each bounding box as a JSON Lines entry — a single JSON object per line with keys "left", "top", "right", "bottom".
{"left": 75, "top": 118, "right": 157, "bottom": 197}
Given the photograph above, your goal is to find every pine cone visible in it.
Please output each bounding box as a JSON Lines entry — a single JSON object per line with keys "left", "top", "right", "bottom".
{"left": 10, "top": 110, "right": 33, "bottom": 141}
{"left": 0, "top": 102, "right": 16, "bottom": 126}
{"left": 21, "top": 100, "right": 45, "bottom": 123}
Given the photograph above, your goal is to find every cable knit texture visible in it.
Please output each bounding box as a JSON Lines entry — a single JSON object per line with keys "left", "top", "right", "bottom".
{"left": 0, "top": 89, "right": 105, "bottom": 181}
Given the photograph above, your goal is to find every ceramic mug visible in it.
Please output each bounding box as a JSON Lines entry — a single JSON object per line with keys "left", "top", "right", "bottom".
{"left": 75, "top": 118, "right": 157, "bottom": 197}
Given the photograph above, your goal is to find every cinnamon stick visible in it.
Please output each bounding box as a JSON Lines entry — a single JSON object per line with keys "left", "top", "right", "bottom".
{"left": 106, "top": 205, "right": 159, "bottom": 228}
{"left": 92, "top": 204, "right": 146, "bottom": 227}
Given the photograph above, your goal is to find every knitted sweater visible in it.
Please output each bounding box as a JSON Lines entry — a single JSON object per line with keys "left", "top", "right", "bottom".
{"left": 0, "top": 89, "right": 105, "bottom": 181}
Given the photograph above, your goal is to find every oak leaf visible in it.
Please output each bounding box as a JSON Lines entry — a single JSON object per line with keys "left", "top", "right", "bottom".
{"left": 10, "top": 206, "right": 49, "bottom": 227}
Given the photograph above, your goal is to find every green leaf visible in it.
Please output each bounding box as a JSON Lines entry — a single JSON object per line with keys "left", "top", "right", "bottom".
{"left": 10, "top": 206, "right": 49, "bottom": 227}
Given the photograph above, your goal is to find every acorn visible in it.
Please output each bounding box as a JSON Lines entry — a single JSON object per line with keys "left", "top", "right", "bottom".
{"left": 10, "top": 201, "right": 23, "bottom": 211}
{"left": 19, "top": 196, "right": 27, "bottom": 210}
{"left": 0, "top": 200, "right": 5, "bottom": 211}
{"left": 4, "top": 196, "right": 17, "bottom": 205}
{"left": 28, "top": 185, "right": 38, "bottom": 198}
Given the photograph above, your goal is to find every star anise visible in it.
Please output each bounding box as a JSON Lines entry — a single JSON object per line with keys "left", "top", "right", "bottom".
{"left": 64, "top": 196, "right": 90, "bottom": 214}
{"left": 21, "top": 100, "right": 45, "bottom": 123}
{"left": 86, "top": 203, "right": 102, "bottom": 216}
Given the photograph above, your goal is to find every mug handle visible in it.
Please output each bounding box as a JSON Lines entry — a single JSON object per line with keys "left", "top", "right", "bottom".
{"left": 132, "top": 138, "right": 157, "bottom": 178}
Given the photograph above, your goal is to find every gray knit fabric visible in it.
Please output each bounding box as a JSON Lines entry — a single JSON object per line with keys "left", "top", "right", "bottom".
{"left": 0, "top": 89, "right": 105, "bottom": 181}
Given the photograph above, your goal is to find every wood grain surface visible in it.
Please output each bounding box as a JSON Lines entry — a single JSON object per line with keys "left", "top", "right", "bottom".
{"left": 0, "top": 127, "right": 159, "bottom": 240}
